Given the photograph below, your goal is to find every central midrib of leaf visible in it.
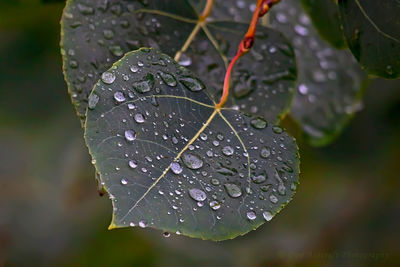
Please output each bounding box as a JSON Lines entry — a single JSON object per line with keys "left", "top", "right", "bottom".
{"left": 117, "top": 95, "right": 251, "bottom": 222}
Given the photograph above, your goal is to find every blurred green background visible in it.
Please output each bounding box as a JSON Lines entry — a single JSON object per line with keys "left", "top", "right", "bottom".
{"left": 1, "top": 1, "right": 400, "bottom": 266}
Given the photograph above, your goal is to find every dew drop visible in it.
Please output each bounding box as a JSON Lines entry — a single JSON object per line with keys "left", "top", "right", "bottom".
{"left": 272, "top": 126, "right": 283, "bottom": 134}
{"left": 132, "top": 74, "right": 154, "bottom": 93}
{"left": 88, "top": 93, "right": 99, "bottom": 109}
{"left": 179, "top": 76, "right": 205, "bottom": 92}
{"left": 182, "top": 153, "right": 203, "bottom": 170}
{"left": 250, "top": 117, "right": 267, "bottom": 129}
{"left": 269, "top": 194, "right": 278, "bottom": 203}
{"left": 209, "top": 200, "right": 221, "bottom": 210}
{"left": 222, "top": 146, "right": 234, "bottom": 156}
{"left": 170, "top": 162, "right": 183, "bottom": 175}
{"left": 101, "top": 71, "right": 115, "bottom": 84}
{"left": 252, "top": 172, "right": 267, "bottom": 184}
{"left": 246, "top": 211, "right": 256, "bottom": 220}
{"left": 189, "top": 188, "right": 207, "bottom": 202}
{"left": 134, "top": 113, "right": 145, "bottom": 123}
{"left": 163, "top": 232, "right": 170, "bottom": 238}
{"left": 124, "top": 130, "right": 136, "bottom": 141}
{"left": 129, "top": 160, "right": 137, "bottom": 169}
{"left": 263, "top": 211, "right": 273, "bottom": 221}
{"left": 260, "top": 146, "right": 271, "bottom": 158}
{"left": 121, "top": 178, "right": 128, "bottom": 185}
{"left": 224, "top": 183, "right": 242, "bottom": 198}
{"left": 159, "top": 71, "right": 177, "bottom": 87}
{"left": 138, "top": 220, "right": 147, "bottom": 228}
{"left": 114, "top": 91, "right": 126, "bottom": 102}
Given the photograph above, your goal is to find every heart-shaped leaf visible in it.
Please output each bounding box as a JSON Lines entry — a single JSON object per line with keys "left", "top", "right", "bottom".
{"left": 338, "top": 0, "right": 400, "bottom": 79}
{"left": 61, "top": 0, "right": 296, "bottom": 124}
{"left": 301, "top": 0, "right": 346, "bottom": 49}
{"left": 199, "top": 0, "right": 366, "bottom": 145}
{"left": 84, "top": 48, "right": 299, "bottom": 241}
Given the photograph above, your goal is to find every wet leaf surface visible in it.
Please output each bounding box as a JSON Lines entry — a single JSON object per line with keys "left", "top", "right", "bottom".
{"left": 61, "top": 0, "right": 296, "bottom": 124}
{"left": 338, "top": 0, "right": 400, "bottom": 79}
{"left": 84, "top": 48, "right": 299, "bottom": 240}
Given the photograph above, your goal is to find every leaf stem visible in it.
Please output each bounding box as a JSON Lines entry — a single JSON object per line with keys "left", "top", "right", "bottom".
{"left": 199, "top": 0, "right": 214, "bottom": 21}
{"left": 215, "top": 0, "right": 281, "bottom": 108}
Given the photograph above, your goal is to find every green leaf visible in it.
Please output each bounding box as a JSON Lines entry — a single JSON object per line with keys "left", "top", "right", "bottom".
{"left": 84, "top": 48, "right": 299, "bottom": 241}
{"left": 301, "top": 0, "right": 346, "bottom": 49}
{"left": 270, "top": 0, "right": 367, "bottom": 146}
{"left": 338, "top": 0, "right": 400, "bottom": 79}
{"left": 61, "top": 0, "right": 296, "bottom": 124}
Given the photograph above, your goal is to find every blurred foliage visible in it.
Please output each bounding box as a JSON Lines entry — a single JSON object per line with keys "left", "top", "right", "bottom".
{"left": 0, "top": 1, "right": 400, "bottom": 266}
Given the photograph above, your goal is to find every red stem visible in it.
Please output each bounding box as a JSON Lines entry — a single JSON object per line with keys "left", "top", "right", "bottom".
{"left": 216, "top": 0, "right": 281, "bottom": 108}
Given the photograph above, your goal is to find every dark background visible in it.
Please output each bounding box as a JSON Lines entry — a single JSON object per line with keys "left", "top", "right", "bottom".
{"left": 0, "top": 1, "right": 399, "bottom": 266}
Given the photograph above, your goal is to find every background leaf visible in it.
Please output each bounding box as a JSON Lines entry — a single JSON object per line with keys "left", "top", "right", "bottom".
{"left": 84, "top": 48, "right": 299, "bottom": 240}
{"left": 198, "top": 0, "right": 367, "bottom": 145}
{"left": 338, "top": 0, "right": 400, "bottom": 79}
{"left": 301, "top": 0, "right": 346, "bottom": 49}
{"left": 269, "top": 0, "right": 367, "bottom": 146}
{"left": 61, "top": 0, "right": 296, "bottom": 124}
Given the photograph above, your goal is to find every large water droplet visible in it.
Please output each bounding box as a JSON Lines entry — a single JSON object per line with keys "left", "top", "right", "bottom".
{"left": 189, "top": 188, "right": 207, "bottom": 202}
{"left": 222, "top": 146, "right": 234, "bottom": 156}
{"left": 263, "top": 211, "right": 273, "bottom": 221}
{"left": 129, "top": 160, "right": 137, "bottom": 169}
{"left": 132, "top": 74, "right": 154, "bottom": 93}
{"left": 138, "top": 220, "right": 147, "bottom": 228}
{"left": 260, "top": 147, "right": 271, "bottom": 158}
{"left": 101, "top": 72, "right": 115, "bottom": 84}
{"left": 179, "top": 77, "right": 205, "bottom": 92}
{"left": 209, "top": 200, "right": 221, "bottom": 210}
{"left": 124, "top": 130, "right": 136, "bottom": 141}
{"left": 252, "top": 172, "right": 267, "bottom": 184}
{"left": 134, "top": 113, "right": 145, "bottom": 123}
{"left": 114, "top": 91, "right": 125, "bottom": 102}
{"left": 250, "top": 117, "right": 267, "bottom": 129}
{"left": 247, "top": 211, "right": 256, "bottom": 220}
{"left": 88, "top": 93, "right": 99, "bottom": 109}
{"left": 170, "top": 162, "right": 183, "bottom": 174}
{"left": 159, "top": 71, "right": 177, "bottom": 87}
{"left": 182, "top": 153, "right": 203, "bottom": 169}
{"left": 224, "top": 183, "right": 242, "bottom": 198}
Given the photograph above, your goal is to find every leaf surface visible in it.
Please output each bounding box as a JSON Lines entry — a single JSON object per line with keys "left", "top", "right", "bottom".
{"left": 61, "top": 0, "right": 296, "bottom": 123}
{"left": 84, "top": 48, "right": 299, "bottom": 240}
{"left": 338, "top": 0, "right": 400, "bottom": 79}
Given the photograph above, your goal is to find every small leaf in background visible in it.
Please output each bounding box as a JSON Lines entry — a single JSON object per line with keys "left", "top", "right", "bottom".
{"left": 338, "top": 0, "right": 400, "bottom": 79}
{"left": 84, "top": 48, "right": 299, "bottom": 241}
{"left": 301, "top": 0, "right": 346, "bottom": 49}
{"left": 60, "top": 0, "right": 198, "bottom": 122}
{"left": 270, "top": 0, "right": 367, "bottom": 146}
